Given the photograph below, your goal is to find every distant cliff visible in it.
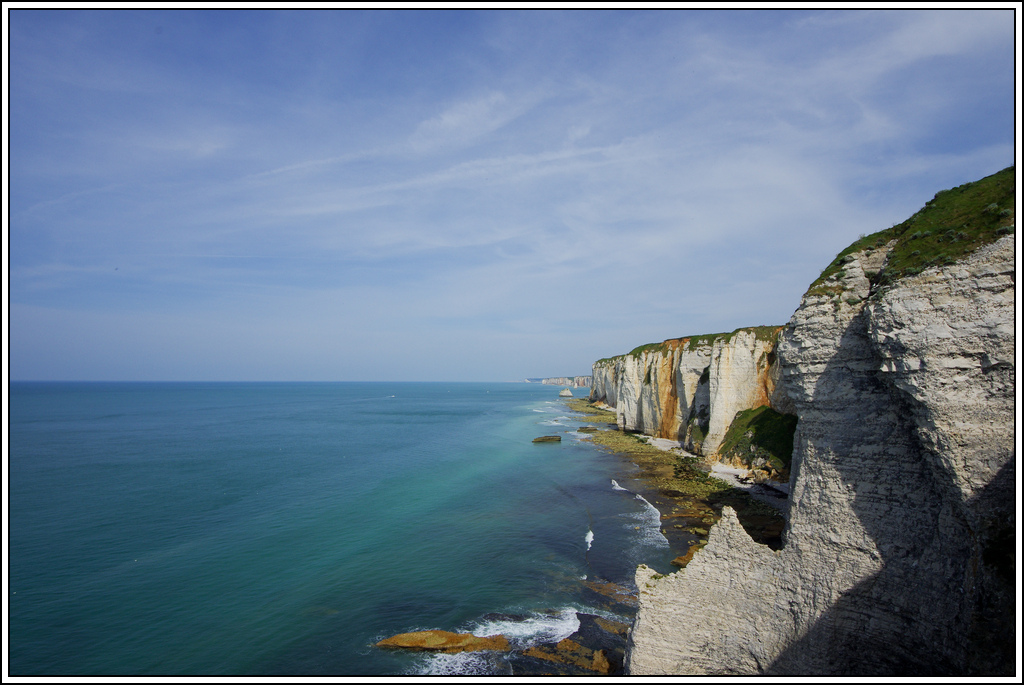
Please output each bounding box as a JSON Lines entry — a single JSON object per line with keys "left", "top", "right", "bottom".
{"left": 620, "top": 166, "right": 1016, "bottom": 675}
{"left": 590, "top": 326, "right": 792, "bottom": 478}
{"left": 528, "top": 376, "right": 592, "bottom": 387}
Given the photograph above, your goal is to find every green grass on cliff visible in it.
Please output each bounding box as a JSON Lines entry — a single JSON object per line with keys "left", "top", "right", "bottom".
{"left": 683, "top": 332, "right": 730, "bottom": 351}
{"left": 596, "top": 326, "right": 785, "bottom": 365}
{"left": 628, "top": 341, "right": 671, "bottom": 360}
{"left": 809, "top": 166, "right": 1015, "bottom": 296}
{"left": 717, "top": 406, "right": 798, "bottom": 474}
{"left": 680, "top": 325, "right": 783, "bottom": 351}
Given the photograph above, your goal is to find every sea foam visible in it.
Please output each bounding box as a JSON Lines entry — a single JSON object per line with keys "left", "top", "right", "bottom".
{"left": 470, "top": 608, "right": 580, "bottom": 649}
{"left": 628, "top": 494, "right": 670, "bottom": 547}
{"left": 416, "top": 650, "right": 506, "bottom": 676}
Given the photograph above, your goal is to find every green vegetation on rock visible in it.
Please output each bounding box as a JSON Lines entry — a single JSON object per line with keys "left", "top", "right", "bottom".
{"left": 686, "top": 326, "right": 783, "bottom": 351}
{"left": 613, "top": 326, "right": 785, "bottom": 362}
{"left": 588, "top": 429, "right": 731, "bottom": 498}
{"left": 629, "top": 341, "right": 671, "bottom": 360}
{"left": 809, "top": 166, "right": 1015, "bottom": 296}
{"left": 670, "top": 454, "right": 731, "bottom": 497}
{"left": 684, "top": 333, "right": 729, "bottom": 351}
{"left": 717, "top": 406, "right": 798, "bottom": 477}
{"left": 686, "top": 414, "right": 707, "bottom": 453}
{"left": 564, "top": 398, "right": 618, "bottom": 424}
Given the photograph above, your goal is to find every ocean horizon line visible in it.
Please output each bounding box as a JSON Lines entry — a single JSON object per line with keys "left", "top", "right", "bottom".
{"left": 8, "top": 378, "right": 579, "bottom": 385}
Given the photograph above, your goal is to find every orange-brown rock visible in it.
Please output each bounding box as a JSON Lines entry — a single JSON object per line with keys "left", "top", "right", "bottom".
{"left": 670, "top": 541, "right": 704, "bottom": 568}
{"left": 591, "top": 648, "right": 614, "bottom": 674}
{"left": 523, "top": 638, "right": 614, "bottom": 673}
{"left": 375, "top": 630, "right": 510, "bottom": 653}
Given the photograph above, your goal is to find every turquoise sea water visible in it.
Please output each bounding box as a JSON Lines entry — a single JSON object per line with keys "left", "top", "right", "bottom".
{"left": 9, "top": 382, "right": 676, "bottom": 675}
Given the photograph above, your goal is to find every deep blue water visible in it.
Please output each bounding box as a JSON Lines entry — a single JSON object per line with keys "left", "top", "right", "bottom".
{"left": 9, "top": 382, "right": 674, "bottom": 675}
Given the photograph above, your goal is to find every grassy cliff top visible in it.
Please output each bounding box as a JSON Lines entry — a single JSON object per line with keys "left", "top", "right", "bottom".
{"left": 594, "top": 325, "right": 784, "bottom": 366}
{"left": 809, "top": 166, "right": 1015, "bottom": 295}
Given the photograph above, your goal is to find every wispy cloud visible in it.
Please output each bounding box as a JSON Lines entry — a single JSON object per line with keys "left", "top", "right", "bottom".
{"left": 8, "top": 9, "right": 1015, "bottom": 380}
{"left": 411, "top": 91, "right": 519, "bottom": 151}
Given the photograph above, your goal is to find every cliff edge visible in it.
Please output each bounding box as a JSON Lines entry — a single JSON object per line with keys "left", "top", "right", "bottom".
{"left": 624, "top": 167, "right": 1016, "bottom": 675}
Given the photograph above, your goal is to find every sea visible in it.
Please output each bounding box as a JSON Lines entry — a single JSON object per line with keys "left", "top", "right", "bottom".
{"left": 8, "top": 382, "right": 678, "bottom": 676}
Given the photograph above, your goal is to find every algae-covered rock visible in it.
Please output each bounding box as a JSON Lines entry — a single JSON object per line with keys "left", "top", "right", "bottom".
{"left": 523, "top": 638, "right": 614, "bottom": 674}
{"left": 533, "top": 435, "right": 561, "bottom": 443}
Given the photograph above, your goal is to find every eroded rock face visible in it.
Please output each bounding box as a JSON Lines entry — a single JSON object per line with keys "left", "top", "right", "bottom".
{"left": 625, "top": 235, "right": 1015, "bottom": 675}
{"left": 590, "top": 359, "right": 620, "bottom": 410}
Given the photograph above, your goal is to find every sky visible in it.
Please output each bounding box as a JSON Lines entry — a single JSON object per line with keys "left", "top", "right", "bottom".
{"left": 6, "top": 8, "right": 1019, "bottom": 382}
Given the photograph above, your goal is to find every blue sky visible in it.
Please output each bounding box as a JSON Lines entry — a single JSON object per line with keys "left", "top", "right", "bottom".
{"left": 7, "top": 9, "right": 1018, "bottom": 381}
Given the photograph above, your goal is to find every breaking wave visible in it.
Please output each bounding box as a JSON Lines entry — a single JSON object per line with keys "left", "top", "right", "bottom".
{"left": 470, "top": 607, "right": 581, "bottom": 649}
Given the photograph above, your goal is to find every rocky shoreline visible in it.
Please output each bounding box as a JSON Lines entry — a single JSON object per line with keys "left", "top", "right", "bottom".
{"left": 564, "top": 397, "right": 788, "bottom": 560}
{"left": 522, "top": 396, "right": 790, "bottom": 673}
{"left": 375, "top": 598, "right": 636, "bottom": 675}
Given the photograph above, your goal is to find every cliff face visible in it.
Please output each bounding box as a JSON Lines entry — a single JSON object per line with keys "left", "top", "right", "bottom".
{"left": 704, "top": 330, "right": 783, "bottom": 455}
{"left": 625, "top": 229, "right": 1015, "bottom": 674}
{"left": 589, "top": 327, "right": 784, "bottom": 457}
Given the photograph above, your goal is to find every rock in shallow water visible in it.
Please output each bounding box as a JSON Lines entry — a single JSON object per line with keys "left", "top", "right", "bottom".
{"left": 532, "top": 435, "right": 561, "bottom": 443}
{"left": 523, "top": 639, "right": 615, "bottom": 674}
{"left": 375, "top": 630, "right": 510, "bottom": 653}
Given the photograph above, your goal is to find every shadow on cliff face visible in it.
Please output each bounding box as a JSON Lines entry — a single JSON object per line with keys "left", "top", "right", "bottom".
{"left": 766, "top": 308, "right": 1015, "bottom": 676}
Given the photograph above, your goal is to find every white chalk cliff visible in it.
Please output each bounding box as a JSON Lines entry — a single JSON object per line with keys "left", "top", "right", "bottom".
{"left": 590, "top": 327, "right": 784, "bottom": 458}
